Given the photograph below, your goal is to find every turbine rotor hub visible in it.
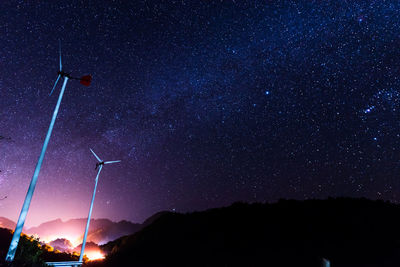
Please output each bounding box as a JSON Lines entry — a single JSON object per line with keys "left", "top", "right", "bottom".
{"left": 57, "top": 70, "right": 71, "bottom": 78}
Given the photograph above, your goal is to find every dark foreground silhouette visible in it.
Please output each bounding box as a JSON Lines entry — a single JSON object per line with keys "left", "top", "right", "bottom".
{"left": 2, "top": 198, "right": 400, "bottom": 266}
{"left": 90, "top": 198, "right": 400, "bottom": 267}
{"left": 0, "top": 228, "right": 78, "bottom": 267}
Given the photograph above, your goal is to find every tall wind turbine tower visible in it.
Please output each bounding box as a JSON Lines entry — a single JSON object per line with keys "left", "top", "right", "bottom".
{"left": 6, "top": 41, "right": 92, "bottom": 262}
{"left": 79, "top": 149, "right": 120, "bottom": 262}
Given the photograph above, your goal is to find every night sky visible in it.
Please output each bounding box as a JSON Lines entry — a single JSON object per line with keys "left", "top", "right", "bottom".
{"left": 1, "top": 0, "right": 400, "bottom": 226}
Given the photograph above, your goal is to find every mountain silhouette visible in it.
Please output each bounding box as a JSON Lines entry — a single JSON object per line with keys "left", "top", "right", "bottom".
{"left": 91, "top": 198, "right": 400, "bottom": 267}
{"left": 49, "top": 238, "right": 74, "bottom": 252}
{"left": 0, "top": 217, "right": 17, "bottom": 231}
{"left": 26, "top": 218, "right": 142, "bottom": 246}
{"left": 0, "top": 217, "right": 145, "bottom": 255}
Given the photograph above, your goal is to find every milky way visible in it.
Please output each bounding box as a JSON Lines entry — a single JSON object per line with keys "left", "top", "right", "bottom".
{"left": 1, "top": 1, "right": 400, "bottom": 226}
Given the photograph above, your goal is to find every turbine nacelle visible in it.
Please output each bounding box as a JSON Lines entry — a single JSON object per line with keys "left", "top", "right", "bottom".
{"left": 50, "top": 41, "right": 92, "bottom": 96}
{"left": 90, "top": 148, "right": 121, "bottom": 170}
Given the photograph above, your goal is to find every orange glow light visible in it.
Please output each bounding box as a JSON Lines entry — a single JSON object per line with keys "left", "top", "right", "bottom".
{"left": 85, "top": 250, "right": 105, "bottom": 261}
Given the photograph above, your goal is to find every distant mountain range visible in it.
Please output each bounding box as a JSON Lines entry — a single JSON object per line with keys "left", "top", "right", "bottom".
{"left": 27, "top": 218, "right": 142, "bottom": 246}
{"left": 0, "top": 217, "right": 16, "bottom": 230}
{"left": 49, "top": 238, "right": 74, "bottom": 252}
{"left": 0, "top": 217, "right": 143, "bottom": 249}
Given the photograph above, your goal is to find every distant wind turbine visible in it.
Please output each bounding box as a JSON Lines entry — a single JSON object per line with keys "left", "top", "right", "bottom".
{"left": 6, "top": 41, "right": 92, "bottom": 263}
{"left": 79, "top": 148, "right": 120, "bottom": 262}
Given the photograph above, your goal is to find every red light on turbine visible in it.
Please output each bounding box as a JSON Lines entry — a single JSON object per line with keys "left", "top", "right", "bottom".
{"left": 80, "top": 75, "right": 92, "bottom": 86}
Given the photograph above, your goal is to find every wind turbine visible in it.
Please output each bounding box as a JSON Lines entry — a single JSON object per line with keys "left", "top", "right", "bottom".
{"left": 49, "top": 41, "right": 92, "bottom": 96}
{"left": 6, "top": 41, "right": 92, "bottom": 263}
{"left": 79, "top": 148, "right": 120, "bottom": 262}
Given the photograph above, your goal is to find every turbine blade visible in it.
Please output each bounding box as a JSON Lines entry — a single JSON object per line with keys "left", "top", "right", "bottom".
{"left": 90, "top": 148, "right": 102, "bottom": 162}
{"left": 104, "top": 160, "right": 121, "bottom": 164}
{"left": 49, "top": 75, "right": 61, "bottom": 96}
{"left": 59, "top": 40, "right": 62, "bottom": 71}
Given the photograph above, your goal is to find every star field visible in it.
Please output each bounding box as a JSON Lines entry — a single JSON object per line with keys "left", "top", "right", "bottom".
{"left": 1, "top": 0, "right": 400, "bottom": 226}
